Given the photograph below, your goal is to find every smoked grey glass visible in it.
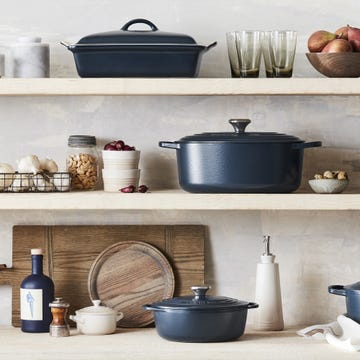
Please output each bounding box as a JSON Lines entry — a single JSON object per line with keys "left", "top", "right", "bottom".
{"left": 235, "top": 30, "right": 262, "bottom": 78}
{"left": 226, "top": 32, "right": 240, "bottom": 77}
{"left": 261, "top": 31, "right": 273, "bottom": 77}
{"left": 269, "top": 30, "right": 297, "bottom": 77}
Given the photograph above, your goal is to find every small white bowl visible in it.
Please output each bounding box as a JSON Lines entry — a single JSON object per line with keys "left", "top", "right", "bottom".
{"left": 102, "top": 169, "right": 140, "bottom": 192}
{"left": 102, "top": 168, "right": 140, "bottom": 178}
{"left": 308, "top": 179, "right": 349, "bottom": 194}
{"left": 102, "top": 150, "right": 140, "bottom": 170}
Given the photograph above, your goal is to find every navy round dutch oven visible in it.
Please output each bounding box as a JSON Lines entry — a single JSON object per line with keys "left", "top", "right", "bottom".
{"left": 143, "top": 285, "right": 258, "bottom": 343}
{"left": 159, "top": 119, "right": 322, "bottom": 193}
{"left": 329, "top": 282, "right": 360, "bottom": 323}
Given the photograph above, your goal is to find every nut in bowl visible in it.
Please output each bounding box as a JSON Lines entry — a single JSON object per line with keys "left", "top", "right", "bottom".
{"left": 308, "top": 170, "right": 349, "bottom": 194}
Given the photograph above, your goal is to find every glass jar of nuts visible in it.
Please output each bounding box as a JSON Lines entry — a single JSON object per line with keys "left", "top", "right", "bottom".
{"left": 67, "top": 135, "right": 99, "bottom": 191}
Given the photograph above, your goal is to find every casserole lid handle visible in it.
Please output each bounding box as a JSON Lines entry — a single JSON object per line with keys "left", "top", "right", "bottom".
{"left": 121, "top": 18, "right": 159, "bottom": 32}
{"left": 229, "top": 119, "right": 251, "bottom": 134}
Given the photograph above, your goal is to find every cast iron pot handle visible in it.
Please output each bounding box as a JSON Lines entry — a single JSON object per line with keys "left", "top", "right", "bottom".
{"left": 121, "top": 19, "right": 159, "bottom": 32}
{"left": 247, "top": 302, "right": 259, "bottom": 309}
{"left": 159, "top": 141, "right": 180, "bottom": 149}
{"left": 292, "top": 141, "right": 322, "bottom": 150}
{"left": 205, "top": 42, "right": 218, "bottom": 51}
{"left": 328, "top": 285, "right": 346, "bottom": 296}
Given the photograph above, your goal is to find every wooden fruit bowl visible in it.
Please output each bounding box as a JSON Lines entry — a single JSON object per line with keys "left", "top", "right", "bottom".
{"left": 306, "top": 52, "right": 360, "bottom": 77}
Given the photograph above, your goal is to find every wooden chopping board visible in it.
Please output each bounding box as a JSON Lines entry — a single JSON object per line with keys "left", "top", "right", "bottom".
{"left": 0, "top": 225, "right": 205, "bottom": 327}
{"left": 88, "top": 241, "right": 175, "bottom": 327}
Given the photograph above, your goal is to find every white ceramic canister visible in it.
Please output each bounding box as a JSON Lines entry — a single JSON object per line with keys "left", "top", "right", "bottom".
{"left": 11, "top": 37, "right": 49, "bottom": 78}
{"left": 69, "top": 300, "right": 123, "bottom": 335}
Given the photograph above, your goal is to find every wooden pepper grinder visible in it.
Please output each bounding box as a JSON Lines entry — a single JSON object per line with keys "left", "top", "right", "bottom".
{"left": 49, "top": 297, "right": 70, "bottom": 337}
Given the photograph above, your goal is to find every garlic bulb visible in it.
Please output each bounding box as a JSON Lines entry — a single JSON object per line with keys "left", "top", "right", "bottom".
{"left": 33, "top": 174, "right": 55, "bottom": 192}
{"left": 40, "top": 158, "right": 59, "bottom": 173}
{"left": 0, "top": 163, "right": 15, "bottom": 190}
{"left": 9, "top": 174, "right": 34, "bottom": 192}
{"left": 17, "top": 155, "right": 41, "bottom": 174}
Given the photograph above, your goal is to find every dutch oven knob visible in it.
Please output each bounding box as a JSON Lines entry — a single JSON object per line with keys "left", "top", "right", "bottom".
{"left": 191, "top": 285, "right": 210, "bottom": 301}
{"left": 229, "top": 119, "right": 251, "bottom": 134}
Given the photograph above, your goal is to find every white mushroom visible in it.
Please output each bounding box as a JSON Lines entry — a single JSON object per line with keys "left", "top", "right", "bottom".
{"left": 33, "top": 174, "right": 55, "bottom": 192}
{"left": 40, "top": 158, "right": 59, "bottom": 173}
{"left": 9, "top": 174, "right": 34, "bottom": 192}
{"left": 17, "top": 155, "right": 41, "bottom": 174}
{"left": 0, "top": 163, "right": 15, "bottom": 190}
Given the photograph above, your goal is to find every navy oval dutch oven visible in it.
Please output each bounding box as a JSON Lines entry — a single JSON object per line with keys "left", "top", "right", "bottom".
{"left": 143, "top": 285, "right": 258, "bottom": 343}
{"left": 329, "top": 282, "right": 360, "bottom": 323}
{"left": 159, "top": 119, "right": 322, "bottom": 193}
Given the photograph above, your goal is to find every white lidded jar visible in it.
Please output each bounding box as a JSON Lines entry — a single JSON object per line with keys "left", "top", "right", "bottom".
{"left": 69, "top": 300, "right": 123, "bottom": 335}
{"left": 11, "top": 36, "right": 49, "bottom": 78}
{"left": 253, "top": 235, "right": 284, "bottom": 331}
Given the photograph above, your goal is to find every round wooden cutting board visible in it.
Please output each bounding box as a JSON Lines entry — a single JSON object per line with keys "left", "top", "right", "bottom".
{"left": 88, "top": 241, "right": 175, "bottom": 328}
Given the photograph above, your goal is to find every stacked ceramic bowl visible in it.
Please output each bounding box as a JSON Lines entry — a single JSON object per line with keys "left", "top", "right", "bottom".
{"left": 102, "top": 147, "right": 141, "bottom": 192}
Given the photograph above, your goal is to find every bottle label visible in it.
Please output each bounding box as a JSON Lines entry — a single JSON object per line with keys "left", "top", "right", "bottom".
{"left": 20, "top": 288, "right": 43, "bottom": 321}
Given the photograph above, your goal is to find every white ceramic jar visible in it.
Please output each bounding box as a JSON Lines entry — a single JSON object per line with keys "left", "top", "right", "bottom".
{"left": 11, "top": 37, "right": 49, "bottom": 78}
{"left": 69, "top": 300, "right": 123, "bottom": 335}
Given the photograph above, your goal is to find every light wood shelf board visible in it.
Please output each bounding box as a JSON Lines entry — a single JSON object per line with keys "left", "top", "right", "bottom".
{"left": 0, "top": 78, "right": 359, "bottom": 96}
{"left": 0, "top": 190, "right": 359, "bottom": 210}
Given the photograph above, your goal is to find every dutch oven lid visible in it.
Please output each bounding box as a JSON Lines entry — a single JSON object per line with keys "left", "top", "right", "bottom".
{"left": 179, "top": 119, "right": 304, "bottom": 144}
{"left": 148, "top": 286, "right": 251, "bottom": 311}
{"left": 78, "top": 18, "right": 197, "bottom": 45}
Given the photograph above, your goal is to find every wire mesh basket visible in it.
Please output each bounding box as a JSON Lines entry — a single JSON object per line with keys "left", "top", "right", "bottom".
{"left": 0, "top": 172, "right": 71, "bottom": 192}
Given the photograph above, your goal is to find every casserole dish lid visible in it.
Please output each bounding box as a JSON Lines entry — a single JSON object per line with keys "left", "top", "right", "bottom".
{"left": 77, "top": 300, "right": 115, "bottom": 315}
{"left": 179, "top": 119, "right": 303, "bottom": 144}
{"left": 78, "top": 18, "right": 197, "bottom": 45}
{"left": 147, "top": 285, "right": 252, "bottom": 311}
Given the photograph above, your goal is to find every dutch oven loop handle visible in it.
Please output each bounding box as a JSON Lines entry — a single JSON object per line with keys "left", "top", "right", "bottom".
{"left": 328, "top": 285, "right": 347, "bottom": 296}
{"left": 229, "top": 119, "right": 251, "bottom": 134}
{"left": 121, "top": 18, "right": 159, "bottom": 32}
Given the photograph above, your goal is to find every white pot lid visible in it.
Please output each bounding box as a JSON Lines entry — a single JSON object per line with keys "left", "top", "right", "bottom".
{"left": 77, "top": 300, "right": 115, "bottom": 315}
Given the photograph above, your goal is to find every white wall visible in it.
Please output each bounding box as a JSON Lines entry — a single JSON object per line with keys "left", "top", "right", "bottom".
{"left": 0, "top": 1, "right": 359, "bottom": 327}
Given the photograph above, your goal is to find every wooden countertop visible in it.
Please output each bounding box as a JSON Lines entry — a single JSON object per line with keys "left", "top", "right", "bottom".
{"left": 0, "top": 326, "right": 357, "bottom": 360}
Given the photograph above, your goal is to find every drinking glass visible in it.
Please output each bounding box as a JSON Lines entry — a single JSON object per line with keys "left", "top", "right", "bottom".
{"left": 261, "top": 31, "right": 273, "bottom": 77}
{"left": 268, "top": 30, "right": 297, "bottom": 77}
{"left": 226, "top": 31, "right": 262, "bottom": 78}
{"left": 226, "top": 32, "right": 240, "bottom": 77}
{"left": 235, "top": 30, "right": 262, "bottom": 78}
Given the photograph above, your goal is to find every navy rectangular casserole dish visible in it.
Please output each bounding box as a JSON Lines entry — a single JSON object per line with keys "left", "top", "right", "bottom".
{"left": 61, "top": 18, "right": 217, "bottom": 77}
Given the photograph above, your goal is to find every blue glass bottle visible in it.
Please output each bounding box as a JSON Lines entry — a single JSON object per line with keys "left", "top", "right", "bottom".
{"left": 20, "top": 248, "right": 54, "bottom": 333}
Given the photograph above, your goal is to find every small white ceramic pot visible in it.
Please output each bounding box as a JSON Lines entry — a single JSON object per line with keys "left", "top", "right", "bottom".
{"left": 70, "top": 300, "right": 123, "bottom": 335}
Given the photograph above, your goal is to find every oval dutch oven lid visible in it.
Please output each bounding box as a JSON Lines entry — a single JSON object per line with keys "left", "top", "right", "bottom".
{"left": 179, "top": 119, "right": 304, "bottom": 144}
{"left": 149, "top": 286, "right": 251, "bottom": 311}
{"left": 78, "top": 18, "right": 197, "bottom": 45}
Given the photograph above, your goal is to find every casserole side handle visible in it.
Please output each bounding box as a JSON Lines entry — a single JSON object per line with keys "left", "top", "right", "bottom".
{"left": 292, "top": 141, "right": 322, "bottom": 150}
{"left": 159, "top": 141, "right": 180, "bottom": 150}
{"left": 247, "top": 302, "right": 259, "bottom": 309}
{"left": 328, "top": 285, "right": 346, "bottom": 296}
{"left": 205, "top": 42, "right": 217, "bottom": 51}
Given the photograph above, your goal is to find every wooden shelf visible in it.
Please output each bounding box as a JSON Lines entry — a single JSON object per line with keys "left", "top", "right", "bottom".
{"left": 0, "top": 326, "right": 351, "bottom": 360}
{"left": 0, "top": 78, "right": 359, "bottom": 96}
{"left": 0, "top": 190, "right": 360, "bottom": 210}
